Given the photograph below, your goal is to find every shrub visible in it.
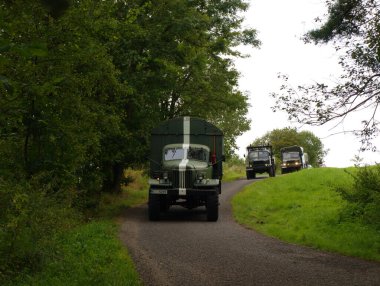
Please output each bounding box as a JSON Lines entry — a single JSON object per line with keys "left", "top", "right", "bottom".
{"left": 336, "top": 165, "right": 380, "bottom": 229}
{"left": 0, "top": 178, "right": 81, "bottom": 283}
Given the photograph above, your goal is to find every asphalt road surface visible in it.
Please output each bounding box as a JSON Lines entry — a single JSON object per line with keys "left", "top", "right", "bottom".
{"left": 119, "top": 179, "right": 380, "bottom": 286}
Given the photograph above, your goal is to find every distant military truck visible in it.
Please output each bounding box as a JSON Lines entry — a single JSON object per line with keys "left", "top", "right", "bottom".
{"left": 148, "top": 116, "right": 224, "bottom": 221}
{"left": 245, "top": 145, "right": 276, "bottom": 179}
{"left": 280, "top": 145, "right": 306, "bottom": 174}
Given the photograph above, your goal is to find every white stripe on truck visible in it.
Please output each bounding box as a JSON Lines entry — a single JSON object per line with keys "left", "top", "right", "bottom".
{"left": 179, "top": 117, "right": 190, "bottom": 195}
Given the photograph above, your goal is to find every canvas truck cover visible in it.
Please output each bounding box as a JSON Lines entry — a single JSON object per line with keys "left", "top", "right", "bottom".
{"left": 150, "top": 117, "right": 224, "bottom": 178}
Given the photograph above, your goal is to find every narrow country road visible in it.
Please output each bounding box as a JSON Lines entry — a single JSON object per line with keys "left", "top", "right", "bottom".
{"left": 119, "top": 179, "right": 380, "bottom": 286}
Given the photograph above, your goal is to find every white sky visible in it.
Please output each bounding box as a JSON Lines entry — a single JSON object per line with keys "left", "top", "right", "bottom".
{"left": 235, "top": 0, "right": 380, "bottom": 167}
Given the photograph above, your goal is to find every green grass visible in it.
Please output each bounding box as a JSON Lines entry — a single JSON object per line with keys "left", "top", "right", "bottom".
{"left": 232, "top": 168, "right": 380, "bottom": 261}
{"left": 223, "top": 161, "right": 246, "bottom": 181}
{"left": 5, "top": 169, "right": 147, "bottom": 286}
{"left": 97, "top": 169, "right": 149, "bottom": 218}
{"left": 12, "top": 222, "right": 141, "bottom": 286}
{"left": 223, "top": 158, "right": 282, "bottom": 182}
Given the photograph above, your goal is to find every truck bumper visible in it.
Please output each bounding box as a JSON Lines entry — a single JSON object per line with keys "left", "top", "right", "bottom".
{"left": 246, "top": 166, "right": 270, "bottom": 173}
{"left": 150, "top": 187, "right": 218, "bottom": 196}
{"left": 281, "top": 166, "right": 301, "bottom": 173}
{"left": 149, "top": 178, "right": 220, "bottom": 196}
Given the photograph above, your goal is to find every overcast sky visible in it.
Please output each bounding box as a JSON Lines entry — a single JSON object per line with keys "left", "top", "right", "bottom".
{"left": 234, "top": 0, "right": 380, "bottom": 167}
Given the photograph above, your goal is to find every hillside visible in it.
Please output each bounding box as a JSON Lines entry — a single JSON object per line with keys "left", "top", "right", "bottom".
{"left": 232, "top": 168, "right": 380, "bottom": 261}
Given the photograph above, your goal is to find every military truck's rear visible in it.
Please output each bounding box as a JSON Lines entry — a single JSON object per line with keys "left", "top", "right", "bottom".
{"left": 148, "top": 117, "right": 224, "bottom": 221}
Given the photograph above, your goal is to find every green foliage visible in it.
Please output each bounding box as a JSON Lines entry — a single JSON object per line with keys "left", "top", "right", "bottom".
{"left": 224, "top": 155, "right": 245, "bottom": 181}
{"left": 0, "top": 169, "right": 147, "bottom": 285}
{"left": 232, "top": 168, "right": 380, "bottom": 261}
{"left": 306, "top": 0, "right": 362, "bottom": 43}
{"left": 336, "top": 165, "right": 380, "bottom": 229}
{"left": 97, "top": 169, "right": 149, "bottom": 218}
{"left": 0, "top": 0, "right": 258, "bottom": 281}
{"left": 0, "top": 178, "right": 80, "bottom": 283}
{"left": 252, "top": 127, "right": 326, "bottom": 166}
{"left": 113, "top": 0, "right": 257, "bottom": 157}
{"left": 6, "top": 222, "right": 141, "bottom": 286}
{"left": 0, "top": 0, "right": 128, "bottom": 194}
{"left": 0, "top": 0, "right": 257, "bottom": 192}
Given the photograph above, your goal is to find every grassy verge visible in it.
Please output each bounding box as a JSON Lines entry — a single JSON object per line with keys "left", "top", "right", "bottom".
{"left": 223, "top": 160, "right": 246, "bottom": 182}
{"left": 223, "top": 156, "right": 282, "bottom": 182}
{"left": 6, "top": 169, "right": 148, "bottom": 286}
{"left": 232, "top": 168, "right": 380, "bottom": 261}
{"left": 97, "top": 169, "right": 148, "bottom": 219}
{"left": 13, "top": 222, "right": 141, "bottom": 286}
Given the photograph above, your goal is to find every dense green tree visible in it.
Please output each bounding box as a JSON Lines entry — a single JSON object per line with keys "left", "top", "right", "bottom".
{"left": 110, "top": 0, "right": 259, "bottom": 160}
{"left": 271, "top": 0, "right": 380, "bottom": 151}
{"left": 0, "top": 0, "right": 258, "bottom": 191}
{"left": 297, "top": 130, "right": 326, "bottom": 167}
{"left": 0, "top": 0, "right": 130, "bottom": 194}
{"left": 252, "top": 128, "right": 326, "bottom": 167}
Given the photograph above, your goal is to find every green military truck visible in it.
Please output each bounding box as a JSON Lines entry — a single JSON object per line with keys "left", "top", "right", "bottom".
{"left": 148, "top": 116, "right": 224, "bottom": 221}
{"left": 280, "top": 145, "right": 306, "bottom": 174}
{"left": 245, "top": 145, "right": 276, "bottom": 179}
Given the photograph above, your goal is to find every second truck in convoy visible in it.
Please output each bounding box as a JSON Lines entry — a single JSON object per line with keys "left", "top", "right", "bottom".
{"left": 245, "top": 145, "right": 276, "bottom": 179}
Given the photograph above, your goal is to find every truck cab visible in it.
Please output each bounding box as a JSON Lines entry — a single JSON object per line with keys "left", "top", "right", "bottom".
{"left": 245, "top": 145, "right": 276, "bottom": 179}
{"left": 150, "top": 143, "right": 219, "bottom": 193}
{"left": 280, "top": 146, "right": 305, "bottom": 174}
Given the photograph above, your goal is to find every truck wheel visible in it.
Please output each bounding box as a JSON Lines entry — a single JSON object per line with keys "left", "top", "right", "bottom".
{"left": 269, "top": 167, "right": 275, "bottom": 177}
{"left": 246, "top": 171, "right": 251, "bottom": 180}
{"left": 160, "top": 196, "right": 170, "bottom": 212}
{"left": 148, "top": 193, "right": 160, "bottom": 221}
{"left": 252, "top": 172, "right": 256, "bottom": 179}
{"left": 206, "top": 192, "right": 219, "bottom": 222}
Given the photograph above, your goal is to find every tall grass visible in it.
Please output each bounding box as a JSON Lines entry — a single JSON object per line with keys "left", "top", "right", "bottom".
{"left": 223, "top": 156, "right": 246, "bottom": 181}
{"left": 232, "top": 168, "right": 380, "bottom": 261}
{"left": 97, "top": 169, "right": 148, "bottom": 218}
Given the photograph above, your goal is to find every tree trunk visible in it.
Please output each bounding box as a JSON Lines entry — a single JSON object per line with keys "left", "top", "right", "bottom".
{"left": 103, "top": 162, "right": 124, "bottom": 194}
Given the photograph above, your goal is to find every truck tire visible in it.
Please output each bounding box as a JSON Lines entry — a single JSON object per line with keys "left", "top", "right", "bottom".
{"left": 269, "top": 167, "right": 275, "bottom": 177}
{"left": 148, "top": 192, "right": 160, "bottom": 221}
{"left": 246, "top": 171, "right": 251, "bottom": 180}
{"left": 160, "top": 196, "right": 170, "bottom": 212}
{"left": 206, "top": 192, "right": 219, "bottom": 222}
{"left": 252, "top": 172, "right": 256, "bottom": 179}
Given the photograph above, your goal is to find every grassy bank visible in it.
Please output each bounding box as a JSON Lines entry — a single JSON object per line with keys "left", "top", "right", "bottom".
{"left": 232, "top": 168, "right": 380, "bottom": 261}
{"left": 13, "top": 222, "right": 141, "bottom": 286}
{"left": 97, "top": 169, "right": 148, "bottom": 219}
{"left": 223, "top": 156, "right": 246, "bottom": 181}
{"left": 5, "top": 169, "right": 147, "bottom": 286}
{"left": 223, "top": 162, "right": 245, "bottom": 181}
